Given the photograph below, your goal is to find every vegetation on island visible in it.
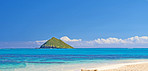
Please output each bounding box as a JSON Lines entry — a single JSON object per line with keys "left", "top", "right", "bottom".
{"left": 40, "top": 37, "right": 73, "bottom": 48}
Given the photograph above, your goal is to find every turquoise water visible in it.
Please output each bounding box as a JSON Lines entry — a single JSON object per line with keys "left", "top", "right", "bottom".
{"left": 0, "top": 48, "right": 148, "bottom": 70}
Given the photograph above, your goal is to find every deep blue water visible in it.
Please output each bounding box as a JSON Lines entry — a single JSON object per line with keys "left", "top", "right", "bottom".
{"left": 0, "top": 48, "right": 148, "bottom": 69}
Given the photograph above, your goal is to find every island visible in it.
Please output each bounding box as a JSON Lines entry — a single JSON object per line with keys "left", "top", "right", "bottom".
{"left": 40, "top": 37, "right": 74, "bottom": 48}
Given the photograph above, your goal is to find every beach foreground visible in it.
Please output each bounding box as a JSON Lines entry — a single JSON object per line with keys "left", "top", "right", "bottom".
{"left": 101, "top": 62, "right": 148, "bottom": 71}
{"left": 82, "top": 61, "right": 148, "bottom": 71}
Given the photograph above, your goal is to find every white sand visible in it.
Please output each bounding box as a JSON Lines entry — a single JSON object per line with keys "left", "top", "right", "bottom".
{"left": 82, "top": 59, "right": 148, "bottom": 71}
{"left": 87, "top": 61, "right": 148, "bottom": 71}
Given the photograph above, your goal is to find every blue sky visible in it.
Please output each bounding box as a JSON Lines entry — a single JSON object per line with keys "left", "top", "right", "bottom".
{"left": 0, "top": 0, "right": 148, "bottom": 48}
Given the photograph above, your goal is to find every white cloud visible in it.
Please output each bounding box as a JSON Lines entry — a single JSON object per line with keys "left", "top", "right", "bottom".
{"left": 95, "top": 36, "right": 148, "bottom": 44}
{"left": 60, "top": 36, "right": 82, "bottom": 42}
{"left": 95, "top": 38, "right": 124, "bottom": 44}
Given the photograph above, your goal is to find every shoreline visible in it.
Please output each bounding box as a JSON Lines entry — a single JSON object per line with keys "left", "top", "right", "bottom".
{"left": 2, "top": 59, "right": 148, "bottom": 71}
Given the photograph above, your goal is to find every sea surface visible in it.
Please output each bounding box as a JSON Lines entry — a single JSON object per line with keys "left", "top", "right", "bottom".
{"left": 0, "top": 48, "right": 148, "bottom": 71}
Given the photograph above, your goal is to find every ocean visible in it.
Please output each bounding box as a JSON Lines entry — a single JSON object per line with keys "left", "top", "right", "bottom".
{"left": 0, "top": 48, "right": 148, "bottom": 71}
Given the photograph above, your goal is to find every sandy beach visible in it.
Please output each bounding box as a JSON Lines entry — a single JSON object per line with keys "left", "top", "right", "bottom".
{"left": 101, "top": 62, "right": 148, "bottom": 71}
{"left": 82, "top": 60, "right": 148, "bottom": 71}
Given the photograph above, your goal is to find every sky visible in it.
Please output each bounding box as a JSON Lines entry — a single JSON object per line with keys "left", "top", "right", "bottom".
{"left": 0, "top": 0, "right": 148, "bottom": 48}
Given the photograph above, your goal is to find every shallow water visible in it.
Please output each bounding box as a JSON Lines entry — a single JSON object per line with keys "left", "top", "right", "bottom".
{"left": 0, "top": 48, "right": 148, "bottom": 71}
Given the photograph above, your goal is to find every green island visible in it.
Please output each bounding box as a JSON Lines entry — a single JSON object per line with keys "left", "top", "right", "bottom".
{"left": 40, "top": 37, "right": 74, "bottom": 48}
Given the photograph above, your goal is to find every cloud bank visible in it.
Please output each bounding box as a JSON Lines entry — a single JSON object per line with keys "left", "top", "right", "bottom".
{"left": 95, "top": 36, "right": 148, "bottom": 44}
{"left": 60, "top": 36, "right": 148, "bottom": 44}
{"left": 60, "top": 36, "right": 148, "bottom": 48}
